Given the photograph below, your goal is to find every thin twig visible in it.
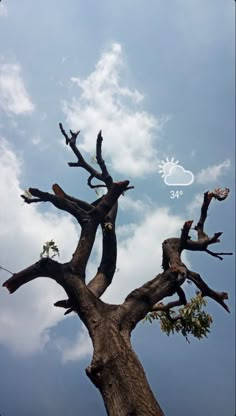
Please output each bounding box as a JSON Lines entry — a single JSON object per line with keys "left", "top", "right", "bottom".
{"left": 0, "top": 266, "right": 14, "bottom": 275}
{"left": 87, "top": 175, "right": 107, "bottom": 189}
{"left": 205, "top": 249, "right": 233, "bottom": 260}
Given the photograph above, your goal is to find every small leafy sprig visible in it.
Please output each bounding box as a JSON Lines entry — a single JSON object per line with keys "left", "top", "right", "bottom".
{"left": 40, "top": 239, "right": 60, "bottom": 259}
{"left": 144, "top": 292, "right": 213, "bottom": 342}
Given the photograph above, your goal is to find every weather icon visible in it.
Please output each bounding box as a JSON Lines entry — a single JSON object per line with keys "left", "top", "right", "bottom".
{"left": 158, "top": 157, "right": 194, "bottom": 186}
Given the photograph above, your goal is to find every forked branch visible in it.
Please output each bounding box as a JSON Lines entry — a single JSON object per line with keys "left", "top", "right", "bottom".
{"left": 59, "top": 123, "right": 113, "bottom": 189}
{"left": 183, "top": 188, "right": 232, "bottom": 259}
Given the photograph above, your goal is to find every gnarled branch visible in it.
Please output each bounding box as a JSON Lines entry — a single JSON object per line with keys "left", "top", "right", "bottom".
{"left": 59, "top": 123, "right": 113, "bottom": 189}
{"left": 118, "top": 270, "right": 184, "bottom": 332}
{"left": 152, "top": 287, "right": 187, "bottom": 313}
{"left": 21, "top": 187, "right": 89, "bottom": 224}
{"left": 187, "top": 270, "right": 230, "bottom": 313}
{"left": 2, "top": 258, "right": 63, "bottom": 294}
{"left": 193, "top": 188, "right": 230, "bottom": 241}
{"left": 182, "top": 188, "right": 232, "bottom": 261}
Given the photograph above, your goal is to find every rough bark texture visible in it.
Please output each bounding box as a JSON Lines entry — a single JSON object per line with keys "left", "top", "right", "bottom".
{"left": 2, "top": 127, "right": 232, "bottom": 415}
{"left": 86, "top": 316, "right": 164, "bottom": 416}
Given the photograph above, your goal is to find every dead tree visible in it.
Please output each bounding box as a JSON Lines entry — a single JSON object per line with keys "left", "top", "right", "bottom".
{"left": 2, "top": 126, "right": 232, "bottom": 416}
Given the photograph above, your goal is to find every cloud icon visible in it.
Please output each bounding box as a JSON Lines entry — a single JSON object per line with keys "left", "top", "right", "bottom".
{"left": 164, "top": 165, "right": 194, "bottom": 186}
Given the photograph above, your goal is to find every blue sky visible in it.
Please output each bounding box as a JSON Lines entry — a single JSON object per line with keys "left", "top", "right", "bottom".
{"left": 0, "top": 1, "right": 235, "bottom": 415}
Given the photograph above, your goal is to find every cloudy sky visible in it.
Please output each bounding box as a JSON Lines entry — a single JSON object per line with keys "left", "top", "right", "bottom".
{"left": 0, "top": 1, "right": 235, "bottom": 415}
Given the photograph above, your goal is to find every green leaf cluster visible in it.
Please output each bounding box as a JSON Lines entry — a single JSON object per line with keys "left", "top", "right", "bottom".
{"left": 144, "top": 292, "right": 213, "bottom": 342}
{"left": 40, "top": 239, "right": 60, "bottom": 259}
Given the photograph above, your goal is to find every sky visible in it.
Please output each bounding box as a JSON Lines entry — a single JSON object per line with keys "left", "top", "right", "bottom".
{"left": 0, "top": 1, "right": 235, "bottom": 415}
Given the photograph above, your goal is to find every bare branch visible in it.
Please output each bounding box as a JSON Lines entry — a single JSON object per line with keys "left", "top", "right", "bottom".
{"left": 54, "top": 299, "right": 72, "bottom": 308}
{"left": 205, "top": 249, "right": 233, "bottom": 260}
{"left": 70, "top": 181, "right": 131, "bottom": 279}
{"left": 64, "top": 307, "right": 74, "bottom": 315}
{"left": 88, "top": 204, "right": 118, "bottom": 298}
{"left": 21, "top": 195, "right": 43, "bottom": 204}
{"left": 194, "top": 188, "right": 230, "bottom": 240}
{"left": 59, "top": 123, "right": 113, "bottom": 189}
{"left": 194, "top": 191, "right": 212, "bottom": 240}
{"left": 2, "top": 258, "right": 63, "bottom": 294}
{"left": 95, "top": 131, "right": 112, "bottom": 186}
{"left": 52, "top": 183, "right": 93, "bottom": 211}
{"left": 152, "top": 287, "right": 187, "bottom": 312}
{"left": 2, "top": 259, "right": 102, "bottom": 328}
{"left": 89, "top": 180, "right": 132, "bottom": 221}
{"left": 118, "top": 270, "right": 183, "bottom": 332}
{"left": 150, "top": 287, "right": 188, "bottom": 328}
{"left": 183, "top": 230, "right": 229, "bottom": 254}
{"left": 87, "top": 174, "right": 107, "bottom": 190}
{"left": 59, "top": 122, "right": 76, "bottom": 144}
{"left": 180, "top": 220, "right": 193, "bottom": 244}
{"left": 70, "top": 222, "right": 98, "bottom": 278}
{"left": 21, "top": 187, "right": 88, "bottom": 224}
{"left": 187, "top": 270, "right": 230, "bottom": 313}
{"left": 162, "top": 238, "right": 187, "bottom": 277}
{"left": 55, "top": 202, "right": 118, "bottom": 308}
{"left": 54, "top": 298, "right": 74, "bottom": 315}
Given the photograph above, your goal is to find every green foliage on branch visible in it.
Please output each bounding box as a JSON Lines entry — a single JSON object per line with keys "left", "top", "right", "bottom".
{"left": 144, "top": 292, "right": 213, "bottom": 342}
{"left": 40, "top": 239, "right": 60, "bottom": 259}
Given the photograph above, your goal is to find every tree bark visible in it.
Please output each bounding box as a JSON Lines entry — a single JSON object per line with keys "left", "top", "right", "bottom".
{"left": 86, "top": 321, "right": 164, "bottom": 416}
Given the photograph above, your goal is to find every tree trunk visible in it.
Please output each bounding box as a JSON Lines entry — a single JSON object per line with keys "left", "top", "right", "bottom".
{"left": 86, "top": 322, "right": 164, "bottom": 416}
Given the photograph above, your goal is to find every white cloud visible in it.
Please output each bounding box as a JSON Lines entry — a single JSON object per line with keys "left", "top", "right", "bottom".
{"left": 63, "top": 43, "right": 165, "bottom": 177}
{"left": 196, "top": 159, "right": 231, "bottom": 184}
{"left": 119, "top": 194, "right": 153, "bottom": 214}
{"left": 0, "top": 138, "right": 78, "bottom": 355}
{"left": 0, "top": 62, "right": 35, "bottom": 115}
{"left": 57, "top": 325, "right": 92, "bottom": 363}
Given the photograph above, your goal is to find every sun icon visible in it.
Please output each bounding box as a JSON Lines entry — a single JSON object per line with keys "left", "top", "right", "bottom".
{"left": 158, "top": 157, "right": 179, "bottom": 178}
